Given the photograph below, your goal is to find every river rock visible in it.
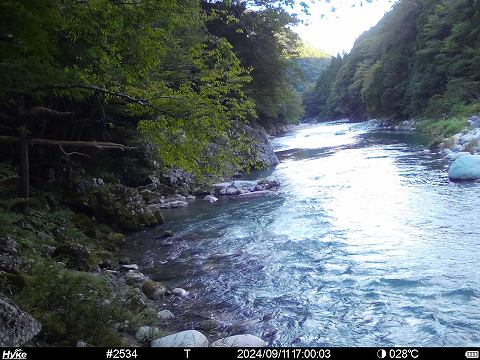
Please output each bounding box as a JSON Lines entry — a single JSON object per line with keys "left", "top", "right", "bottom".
{"left": 156, "top": 200, "right": 188, "bottom": 209}
{"left": 0, "top": 235, "right": 22, "bottom": 273}
{"left": 469, "top": 115, "right": 480, "bottom": 128}
{"left": 124, "top": 287, "right": 148, "bottom": 312}
{"left": 52, "top": 243, "right": 91, "bottom": 270}
{"left": 448, "top": 154, "right": 480, "bottom": 180}
{"left": 53, "top": 243, "right": 90, "bottom": 258}
{"left": 136, "top": 326, "right": 161, "bottom": 342}
{"left": 203, "top": 195, "right": 218, "bottom": 202}
{"left": 125, "top": 271, "right": 148, "bottom": 283}
{"left": 237, "top": 190, "right": 272, "bottom": 198}
{"left": 224, "top": 186, "right": 240, "bottom": 195}
{"left": 166, "top": 194, "right": 187, "bottom": 202}
{"left": 212, "top": 180, "right": 279, "bottom": 197}
{"left": 121, "top": 264, "right": 139, "bottom": 271}
{"left": 0, "top": 297, "right": 42, "bottom": 346}
{"left": 172, "top": 287, "right": 188, "bottom": 297}
{"left": 444, "top": 151, "right": 471, "bottom": 161}
{"left": 151, "top": 330, "right": 209, "bottom": 347}
{"left": 458, "top": 131, "right": 480, "bottom": 145}
{"left": 256, "top": 179, "right": 280, "bottom": 190}
{"left": 142, "top": 280, "right": 167, "bottom": 299}
{"left": 106, "top": 232, "right": 125, "bottom": 242}
{"left": 211, "top": 334, "right": 267, "bottom": 347}
{"left": 157, "top": 310, "right": 175, "bottom": 320}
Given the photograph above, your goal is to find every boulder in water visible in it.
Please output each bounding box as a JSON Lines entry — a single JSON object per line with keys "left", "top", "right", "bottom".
{"left": 448, "top": 154, "right": 480, "bottom": 180}
{"left": 203, "top": 195, "right": 218, "bottom": 202}
{"left": 172, "top": 287, "right": 188, "bottom": 297}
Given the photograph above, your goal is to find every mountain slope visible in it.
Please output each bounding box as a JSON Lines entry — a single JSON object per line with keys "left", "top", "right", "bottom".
{"left": 305, "top": 0, "right": 480, "bottom": 122}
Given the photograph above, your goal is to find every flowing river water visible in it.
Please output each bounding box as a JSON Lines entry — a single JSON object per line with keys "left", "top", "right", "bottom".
{"left": 122, "top": 120, "right": 480, "bottom": 346}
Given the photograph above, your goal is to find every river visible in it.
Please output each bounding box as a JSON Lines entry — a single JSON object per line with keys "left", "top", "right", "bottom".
{"left": 122, "top": 120, "right": 480, "bottom": 346}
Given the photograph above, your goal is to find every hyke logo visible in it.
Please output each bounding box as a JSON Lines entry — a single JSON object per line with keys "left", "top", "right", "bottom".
{"left": 2, "top": 349, "right": 27, "bottom": 360}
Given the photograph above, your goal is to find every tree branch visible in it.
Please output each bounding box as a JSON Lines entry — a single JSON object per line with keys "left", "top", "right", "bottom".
{"left": 25, "top": 106, "right": 72, "bottom": 119}
{"left": 0, "top": 135, "right": 131, "bottom": 151}
{"left": 59, "top": 145, "right": 90, "bottom": 158}
{"left": 39, "top": 84, "right": 164, "bottom": 113}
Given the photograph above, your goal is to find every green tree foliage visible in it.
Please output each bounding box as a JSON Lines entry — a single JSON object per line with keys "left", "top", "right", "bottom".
{"left": 306, "top": 0, "right": 480, "bottom": 122}
{"left": 1, "top": 0, "right": 323, "bottom": 179}
{"left": 292, "top": 43, "right": 331, "bottom": 94}
{"left": 203, "top": 1, "right": 304, "bottom": 127}
{"left": 0, "top": 0, "right": 256, "bottom": 178}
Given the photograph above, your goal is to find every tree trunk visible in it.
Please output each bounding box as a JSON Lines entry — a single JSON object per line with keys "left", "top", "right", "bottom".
{"left": 18, "top": 128, "right": 29, "bottom": 198}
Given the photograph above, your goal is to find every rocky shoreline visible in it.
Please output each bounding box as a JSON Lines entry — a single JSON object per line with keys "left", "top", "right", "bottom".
{"left": 377, "top": 115, "right": 480, "bottom": 181}
{"left": 1, "top": 131, "right": 281, "bottom": 348}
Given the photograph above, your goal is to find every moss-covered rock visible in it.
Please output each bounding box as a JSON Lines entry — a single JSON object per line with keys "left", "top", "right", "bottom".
{"left": 72, "top": 213, "right": 97, "bottom": 238}
{"left": 141, "top": 280, "right": 167, "bottom": 299}
{"left": 107, "top": 232, "right": 125, "bottom": 243}
{"left": 52, "top": 243, "right": 92, "bottom": 271}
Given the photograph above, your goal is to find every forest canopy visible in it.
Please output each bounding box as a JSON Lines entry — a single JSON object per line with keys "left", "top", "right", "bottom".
{"left": 0, "top": 0, "right": 325, "bottom": 183}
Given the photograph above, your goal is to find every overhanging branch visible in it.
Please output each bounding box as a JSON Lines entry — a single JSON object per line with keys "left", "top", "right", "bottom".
{"left": 0, "top": 135, "right": 131, "bottom": 151}
{"left": 40, "top": 84, "right": 164, "bottom": 113}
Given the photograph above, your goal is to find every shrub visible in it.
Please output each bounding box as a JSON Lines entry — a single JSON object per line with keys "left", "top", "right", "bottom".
{"left": 16, "top": 260, "right": 126, "bottom": 346}
{"left": 417, "top": 116, "right": 467, "bottom": 137}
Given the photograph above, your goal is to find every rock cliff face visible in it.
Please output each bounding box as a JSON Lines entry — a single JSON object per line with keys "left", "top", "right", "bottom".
{"left": 241, "top": 124, "right": 279, "bottom": 168}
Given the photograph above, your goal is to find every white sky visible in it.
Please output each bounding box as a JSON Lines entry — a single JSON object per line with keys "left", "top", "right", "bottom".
{"left": 294, "top": 0, "right": 397, "bottom": 55}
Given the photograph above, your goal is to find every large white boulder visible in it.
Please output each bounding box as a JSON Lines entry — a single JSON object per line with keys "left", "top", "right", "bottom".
{"left": 211, "top": 334, "right": 266, "bottom": 347}
{"left": 151, "top": 330, "right": 209, "bottom": 347}
{"left": 448, "top": 154, "right": 480, "bottom": 180}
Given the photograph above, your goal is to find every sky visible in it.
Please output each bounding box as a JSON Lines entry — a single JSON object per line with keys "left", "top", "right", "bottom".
{"left": 294, "top": 0, "right": 397, "bottom": 55}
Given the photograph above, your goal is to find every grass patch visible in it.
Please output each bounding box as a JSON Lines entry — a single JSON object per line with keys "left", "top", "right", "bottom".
{"left": 416, "top": 116, "right": 468, "bottom": 137}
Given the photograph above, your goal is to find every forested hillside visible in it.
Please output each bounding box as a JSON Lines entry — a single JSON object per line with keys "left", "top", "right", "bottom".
{"left": 305, "top": 0, "right": 480, "bottom": 122}
{"left": 0, "top": 0, "right": 307, "bottom": 193}
{"left": 292, "top": 44, "right": 331, "bottom": 94}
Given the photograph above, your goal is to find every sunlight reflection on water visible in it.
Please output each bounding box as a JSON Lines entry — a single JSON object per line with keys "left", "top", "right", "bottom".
{"left": 122, "top": 120, "right": 480, "bottom": 346}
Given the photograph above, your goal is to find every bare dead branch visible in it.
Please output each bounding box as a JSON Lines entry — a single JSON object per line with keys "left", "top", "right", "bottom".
{"left": 59, "top": 145, "right": 90, "bottom": 158}
{"left": 25, "top": 106, "right": 72, "bottom": 119}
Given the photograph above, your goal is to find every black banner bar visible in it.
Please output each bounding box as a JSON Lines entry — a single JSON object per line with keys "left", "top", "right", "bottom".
{"left": 1, "top": 347, "right": 478, "bottom": 360}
